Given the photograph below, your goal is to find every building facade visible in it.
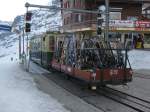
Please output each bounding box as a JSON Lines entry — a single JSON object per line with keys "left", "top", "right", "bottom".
{"left": 60, "top": 0, "right": 150, "bottom": 32}
{"left": 60, "top": 0, "right": 150, "bottom": 48}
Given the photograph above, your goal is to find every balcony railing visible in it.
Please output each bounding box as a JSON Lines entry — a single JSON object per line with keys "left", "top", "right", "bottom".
{"left": 62, "top": 20, "right": 97, "bottom": 32}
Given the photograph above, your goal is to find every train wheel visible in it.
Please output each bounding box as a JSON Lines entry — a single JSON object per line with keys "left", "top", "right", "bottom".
{"left": 49, "top": 68, "right": 57, "bottom": 73}
{"left": 65, "top": 74, "right": 70, "bottom": 80}
{"left": 101, "top": 84, "right": 106, "bottom": 88}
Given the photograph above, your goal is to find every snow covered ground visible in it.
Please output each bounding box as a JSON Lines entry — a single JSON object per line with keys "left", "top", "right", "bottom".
{"left": 0, "top": 35, "right": 69, "bottom": 112}
{"left": 128, "top": 50, "right": 150, "bottom": 69}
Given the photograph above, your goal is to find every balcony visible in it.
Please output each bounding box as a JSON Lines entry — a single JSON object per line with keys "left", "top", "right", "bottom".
{"left": 62, "top": 20, "right": 97, "bottom": 32}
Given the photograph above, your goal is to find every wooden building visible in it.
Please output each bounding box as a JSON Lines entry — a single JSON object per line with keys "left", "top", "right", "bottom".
{"left": 61, "top": 0, "right": 150, "bottom": 48}
{"left": 143, "top": 4, "right": 150, "bottom": 19}
{"left": 60, "top": 0, "right": 150, "bottom": 32}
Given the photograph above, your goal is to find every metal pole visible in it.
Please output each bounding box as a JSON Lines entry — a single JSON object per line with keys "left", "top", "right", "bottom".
{"left": 26, "top": 7, "right": 28, "bottom": 56}
{"left": 19, "top": 34, "right": 21, "bottom": 59}
{"left": 23, "top": 28, "right": 25, "bottom": 55}
{"left": 26, "top": 7, "right": 29, "bottom": 56}
{"left": 26, "top": 34, "right": 29, "bottom": 56}
{"left": 105, "top": 0, "right": 109, "bottom": 42}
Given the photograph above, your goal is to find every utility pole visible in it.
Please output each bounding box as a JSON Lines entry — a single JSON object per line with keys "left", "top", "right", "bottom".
{"left": 22, "top": 27, "right": 25, "bottom": 55}
{"left": 105, "top": 0, "right": 109, "bottom": 42}
{"left": 26, "top": 7, "right": 29, "bottom": 56}
{"left": 26, "top": 34, "right": 29, "bottom": 56}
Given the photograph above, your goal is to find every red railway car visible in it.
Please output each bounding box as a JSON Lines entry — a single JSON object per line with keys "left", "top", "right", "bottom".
{"left": 30, "top": 32, "right": 133, "bottom": 89}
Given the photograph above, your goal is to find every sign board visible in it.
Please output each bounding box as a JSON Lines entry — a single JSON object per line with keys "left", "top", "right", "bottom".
{"left": 103, "top": 20, "right": 134, "bottom": 28}
{"left": 102, "top": 20, "right": 150, "bottom": 32}
{"left": 110, "top": 12, "right": 121, "bottom": 20}
{"left": 109, "top": 20, "right": 134, "bottom": 28}
{"left": 135, "top": 21, "right": 150, "bottom": 28}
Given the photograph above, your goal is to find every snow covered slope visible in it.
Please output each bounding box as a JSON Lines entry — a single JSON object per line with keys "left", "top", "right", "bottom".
{"left": 0, "top": 33, "right": 18, "bottom": 57}
{"left": 12, "top": 9, "right": 62, "bottom": 35}
{"left": 31, "top": 9, "right": 62, "bottom": 34}
{"left": 0, "top": 20, "right": 17, "bottom": 57}
{"left": 1, "top": 0, "right": 62, "bottom": 57}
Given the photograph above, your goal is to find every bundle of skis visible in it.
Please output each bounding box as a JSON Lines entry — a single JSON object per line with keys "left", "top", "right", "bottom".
{"left": 55, "top": 35, "right": 126, "bottom": 69}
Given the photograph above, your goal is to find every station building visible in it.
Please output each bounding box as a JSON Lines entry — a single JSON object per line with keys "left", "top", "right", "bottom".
{"left": 60, "top": 0, "right": 150, "bottom": 49}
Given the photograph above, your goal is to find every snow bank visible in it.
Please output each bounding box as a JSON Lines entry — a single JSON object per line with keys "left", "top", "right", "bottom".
{"left": 128, "top": 50, "right": 150, "bottom": 69}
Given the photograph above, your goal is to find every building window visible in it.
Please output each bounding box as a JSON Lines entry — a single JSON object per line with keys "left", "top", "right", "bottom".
{"left": 64, "top": 1, "right": 70, "bottom": 8}
{"left": 64, "top": 2, "right": 67, "bottom": 8}
{"left": 67, "top": 1, "right": 70, "bottom": 8}
{"left": 78, "top": 14, "right": 81, "bottom": 22}
{"left": 64, "top": 19, "right": 66, "bottom": 25}
{"left": 73, "top": 0, "right": 75, "bottom": 7}
{"left": 76, "top": 0, "right": 81, "bottom": 8}
{"left": 66, "top": 17, "right": 69, "bottom": 24}
{"left": 75, "top": 14, "right": 79, "bottom": 22}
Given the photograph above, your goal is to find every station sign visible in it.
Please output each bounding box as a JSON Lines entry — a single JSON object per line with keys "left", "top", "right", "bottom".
{"left": 110, "top": 20, "right": 134, "bottom": 28}
{"left": 103, "top": 20, "right": 134, "bottom": 28}
{"left": 103, "top": 20, "right": 150, "bottom": 32}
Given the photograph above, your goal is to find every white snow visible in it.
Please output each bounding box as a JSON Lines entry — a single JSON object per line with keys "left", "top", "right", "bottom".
{"left": 128, "top": 50, "right": 150, "bottom": 69}
{"left": 0, "top": 34, "right": 69, "bottom": 112}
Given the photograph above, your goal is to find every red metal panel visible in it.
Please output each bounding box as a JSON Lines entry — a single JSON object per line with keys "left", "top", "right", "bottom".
{"left": 74, "top": 68, "right": 92, "bottom": 81}
{"left": 96, "top": 68, "right": 132, "bottom": 82}
{"left": 96, "top": 69, "right": 111, "bottom": 81}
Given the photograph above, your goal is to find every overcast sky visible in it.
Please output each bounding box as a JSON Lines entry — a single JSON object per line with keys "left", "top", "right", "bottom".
{"left": 0, "top": 0, "right": 50, "bottom": 21}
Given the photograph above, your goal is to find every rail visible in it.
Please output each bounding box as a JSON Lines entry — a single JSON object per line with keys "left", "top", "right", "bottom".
{"left": 98, "top": 87, "right": 150, "bottom": 112}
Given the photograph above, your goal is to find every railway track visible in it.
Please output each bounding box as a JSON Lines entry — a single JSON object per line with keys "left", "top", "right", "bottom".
{"left": 134, "top": 72, "right": 150, "bottom": 79}
{"left": 44, "top": 73, "right": 150, "bottom": 112}
{"left": 98, "top": 87, "right": 150, "bottom": 112}
{"left": 43, "top": 73, "right": 107, "bottom": 112}
{"left": 43, "top": 71, "right": 150, "bottom": 112}
{"left": 30, "top": 62, "right": 150, "bottom": 112}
